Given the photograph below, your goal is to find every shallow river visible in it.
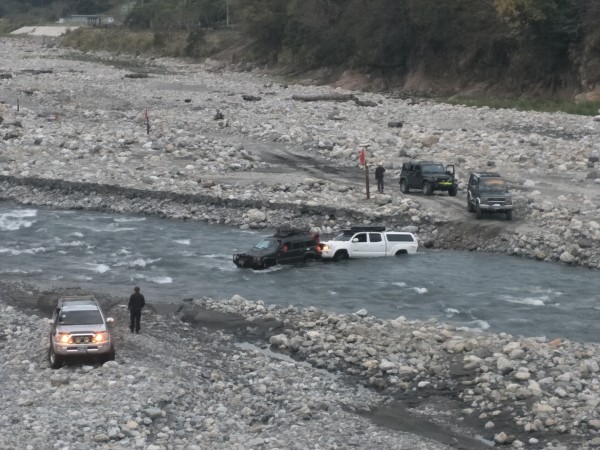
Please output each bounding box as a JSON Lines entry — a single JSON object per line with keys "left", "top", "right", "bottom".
{"left": 1, "top": 203, "right": 598, "bottom": 342}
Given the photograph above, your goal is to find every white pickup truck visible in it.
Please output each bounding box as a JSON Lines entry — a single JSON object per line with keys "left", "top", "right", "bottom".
{"left": 319, "top": 226, "right": 418, "bottom": 261}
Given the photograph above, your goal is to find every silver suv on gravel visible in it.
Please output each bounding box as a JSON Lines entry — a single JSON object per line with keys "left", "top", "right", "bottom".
{"left": 48, "top": 295, "right": 115, "bottom": 369}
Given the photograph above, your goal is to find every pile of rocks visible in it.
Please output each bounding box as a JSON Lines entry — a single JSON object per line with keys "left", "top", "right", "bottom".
{"left": 190, "top": 295, "right": 600, "bottom": 449}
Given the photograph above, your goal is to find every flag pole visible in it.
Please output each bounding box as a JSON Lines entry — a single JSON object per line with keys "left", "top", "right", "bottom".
{"left": 145, "top": 108, "right": 150, "bottom": 135}
{"left": 360, "top": 145, "right": 371, "bottom": 200}
{"left": 365, "top": 159, "right": 370, "bottom": 200}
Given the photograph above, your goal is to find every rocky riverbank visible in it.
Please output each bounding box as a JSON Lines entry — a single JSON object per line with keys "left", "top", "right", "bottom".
{"left": 0, "top": 37, "right": 599, "bottom": 449}
{"left": 0, "top": 38, "right": 600, "bottom": 268}
{"left": 1, "top": 281, "right": 599, "bottom": 449}
{"left": 0, "top": 282, "right": 451, "bottom": 450}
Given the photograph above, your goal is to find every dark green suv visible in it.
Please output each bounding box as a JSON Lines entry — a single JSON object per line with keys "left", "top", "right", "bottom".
{"left": 399, "top": 161, "right": 458, "bottom": 196}
{"left": 466, "top": 171, "right": 513, "bottom": 220}
{"left": 233, "top": 229, "right": 321, "bottom": 270}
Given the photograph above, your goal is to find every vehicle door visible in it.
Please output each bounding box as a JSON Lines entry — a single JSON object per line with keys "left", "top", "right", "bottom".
{"left": 368, "top": 232, "right": 385, "bottom": 256}
{"left": 288, "top": 241, "right": 304, "bottom": 263}
{"left": 50, "top": 307, "right": 60, "bottom": 337}
{"left": 468, "top": 174, "right": 477, "bottom": 203}
{"left": 276, "top": 240, "right": 294, "bottom": 263}
{"left": 473, "top": 177, "right": 481, "bottom": 202}
{"left": 349, "top": 232, "right": 368, "bottom": 257}
{"left": 411, "top": 165, "right": 423, "bottom": 189}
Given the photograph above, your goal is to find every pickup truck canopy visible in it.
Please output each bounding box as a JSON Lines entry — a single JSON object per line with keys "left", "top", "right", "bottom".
{"left": 343, "top": 226, "right": 385, "bottom": 234}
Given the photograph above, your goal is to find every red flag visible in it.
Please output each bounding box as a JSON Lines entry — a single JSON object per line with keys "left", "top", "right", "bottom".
{"left": 359, "top": 148, "right": 365, "bottom": 165}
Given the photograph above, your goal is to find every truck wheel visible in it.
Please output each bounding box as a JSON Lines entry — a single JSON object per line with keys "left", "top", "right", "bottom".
{"left": 400, "top": 179, "right": 409, "bottom": 194}
{"left": 303, "top": 253, "right": 316, "bottom": 263}
{"left": 422, "top": 182, "right": 433, "bottom": 196}
{"left": 263, "top": 259, "right": 276, "bottom": 269}
{"left": 107, "top": 344, "right": 116, "bottom": 361}
{"left": 505, "top": 210, "right": 513, "bottom": 221}
{"left": 395, "top": 250, "right": 407, "bottom": 256}
{"left": 448, "top": 186, "right": 457, "bottom": 197}
{"left": 48, "top": 346, "right": 63, "bottom": 369}
{"left": 99, "top": 344, "right": 116, "bottom": 364}
{"left": 467, "top": 196, "right": 475, "bottom": 212}
{"left": 475, "top": 203, "right": 483, "bottom": 220}
{"left": 333, "top": 251, "right": 349, "bottom": 262}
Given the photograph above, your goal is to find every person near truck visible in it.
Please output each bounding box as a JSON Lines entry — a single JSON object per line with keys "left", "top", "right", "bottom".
{"left": 375, "top": 162, "right": 386, "bottom": 194}
{"left": 128, "top": 286, "right": 146, "bottom": 334}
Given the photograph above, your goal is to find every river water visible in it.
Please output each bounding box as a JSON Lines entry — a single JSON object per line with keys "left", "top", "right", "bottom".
{"left": 1, "top": 202, "right": 598, "bottom": 342}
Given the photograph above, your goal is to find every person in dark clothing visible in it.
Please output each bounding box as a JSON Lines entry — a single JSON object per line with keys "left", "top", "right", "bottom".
{"left": 128, "top": 286, "right": 146, "bottom": 334}
{"left": 375, "top": 162, "right": 386, "bottom": 193}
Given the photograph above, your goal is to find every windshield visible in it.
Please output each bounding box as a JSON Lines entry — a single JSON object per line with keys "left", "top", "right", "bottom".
{"left": 421, "top": 163, "right": 446, "bottom": 174}
{"left": 254, "top": 239, "right": 278, "bottom": 250}
{"left": 59, "top": 309, "right": 103, "bottom": 325}
{"left": 480, "top": 178, "right": 507, "bottom": 191}
{"left": 333, "top": 233, "right": 353, "bottom": 241}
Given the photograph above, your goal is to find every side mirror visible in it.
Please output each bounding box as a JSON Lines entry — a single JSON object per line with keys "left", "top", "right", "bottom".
{"left": 106, "top": 317, "right": 115, "bottom": 327}
{"left": 352, "top": 238, "right": 358, "bottom": 243}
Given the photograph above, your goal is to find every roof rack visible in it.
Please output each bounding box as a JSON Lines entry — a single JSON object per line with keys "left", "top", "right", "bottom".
{"left": 274, "top": 227, "right": 307, "bottom": 238}
{"left": 475, "top": 171, "right": 501, "bottom": 177}
{"left": 343, "top": 226, "right": 386, "bottom": 234}
{"left": 58, "top": 295, "right": 97, "bottom": 302}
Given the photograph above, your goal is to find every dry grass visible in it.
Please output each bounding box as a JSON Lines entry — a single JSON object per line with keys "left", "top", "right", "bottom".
{"left": 60, "top": 27, "right": 240, "bottom": 59}
{"left": 443, "top": 95, "right": 600, "bottom": 117}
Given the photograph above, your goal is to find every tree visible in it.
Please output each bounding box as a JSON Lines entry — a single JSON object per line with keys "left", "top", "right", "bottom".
{"left": 493, "top": 0, "right": 584, "bottom": 86}
{"left": 126, "top": 0, "right": 227, "bottom": 30}
{"left": 235, "top": 0, "right": 289, "bottom": 54}
{"left": 282, "top": 0, "right": 351, "bottom": 67}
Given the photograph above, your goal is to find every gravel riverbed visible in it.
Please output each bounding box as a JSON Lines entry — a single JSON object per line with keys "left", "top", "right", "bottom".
{"left": 0, "top": 37, "right": 599, "bottom": 449}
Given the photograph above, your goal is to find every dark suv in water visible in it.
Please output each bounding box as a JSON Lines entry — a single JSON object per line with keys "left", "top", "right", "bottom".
{"left": 399, "top": 161, "right": 458, "bottom": 196}
{"left": 233, "top": 229, "right": 321, "bottom": 269}
{"left": 466, "top": 171, "right": 513, "bottom": 220}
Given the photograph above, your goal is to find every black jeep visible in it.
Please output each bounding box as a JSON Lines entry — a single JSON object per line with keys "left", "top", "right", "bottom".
{"left": 399, "top": 161, "right": 458, "bottom": 196}
{"left": 233, "top": 229, "right": 321, "bottom": 269}
{"left": 466, "top": 171, "right": 513, "bottom": 220}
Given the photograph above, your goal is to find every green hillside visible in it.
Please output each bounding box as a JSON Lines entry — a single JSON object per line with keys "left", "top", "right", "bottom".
{"left": 2, "top": 0, "right": 600, "bottom": 102}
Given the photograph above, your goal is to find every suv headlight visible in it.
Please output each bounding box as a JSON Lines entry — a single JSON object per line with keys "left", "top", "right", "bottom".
{"left": 55, "top": 333, "right": 72, "bottom": 344}
{"left": 93, "top": 332, "right": 109, "bottom": 343}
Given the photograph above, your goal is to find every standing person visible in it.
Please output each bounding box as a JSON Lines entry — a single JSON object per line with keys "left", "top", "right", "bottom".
{"left": 375, "top": 162, "right": 386, "bottom": 194}
{"left": 128, "top": 286, "right": 145, "bottom": 334}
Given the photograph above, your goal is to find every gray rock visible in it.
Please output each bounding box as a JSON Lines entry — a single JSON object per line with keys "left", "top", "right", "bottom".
{"left": 559, "top": 251, "right": 575, "bottom": 263}
{"left": 142, "top": 407, "right": 164, "bottom": 420}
